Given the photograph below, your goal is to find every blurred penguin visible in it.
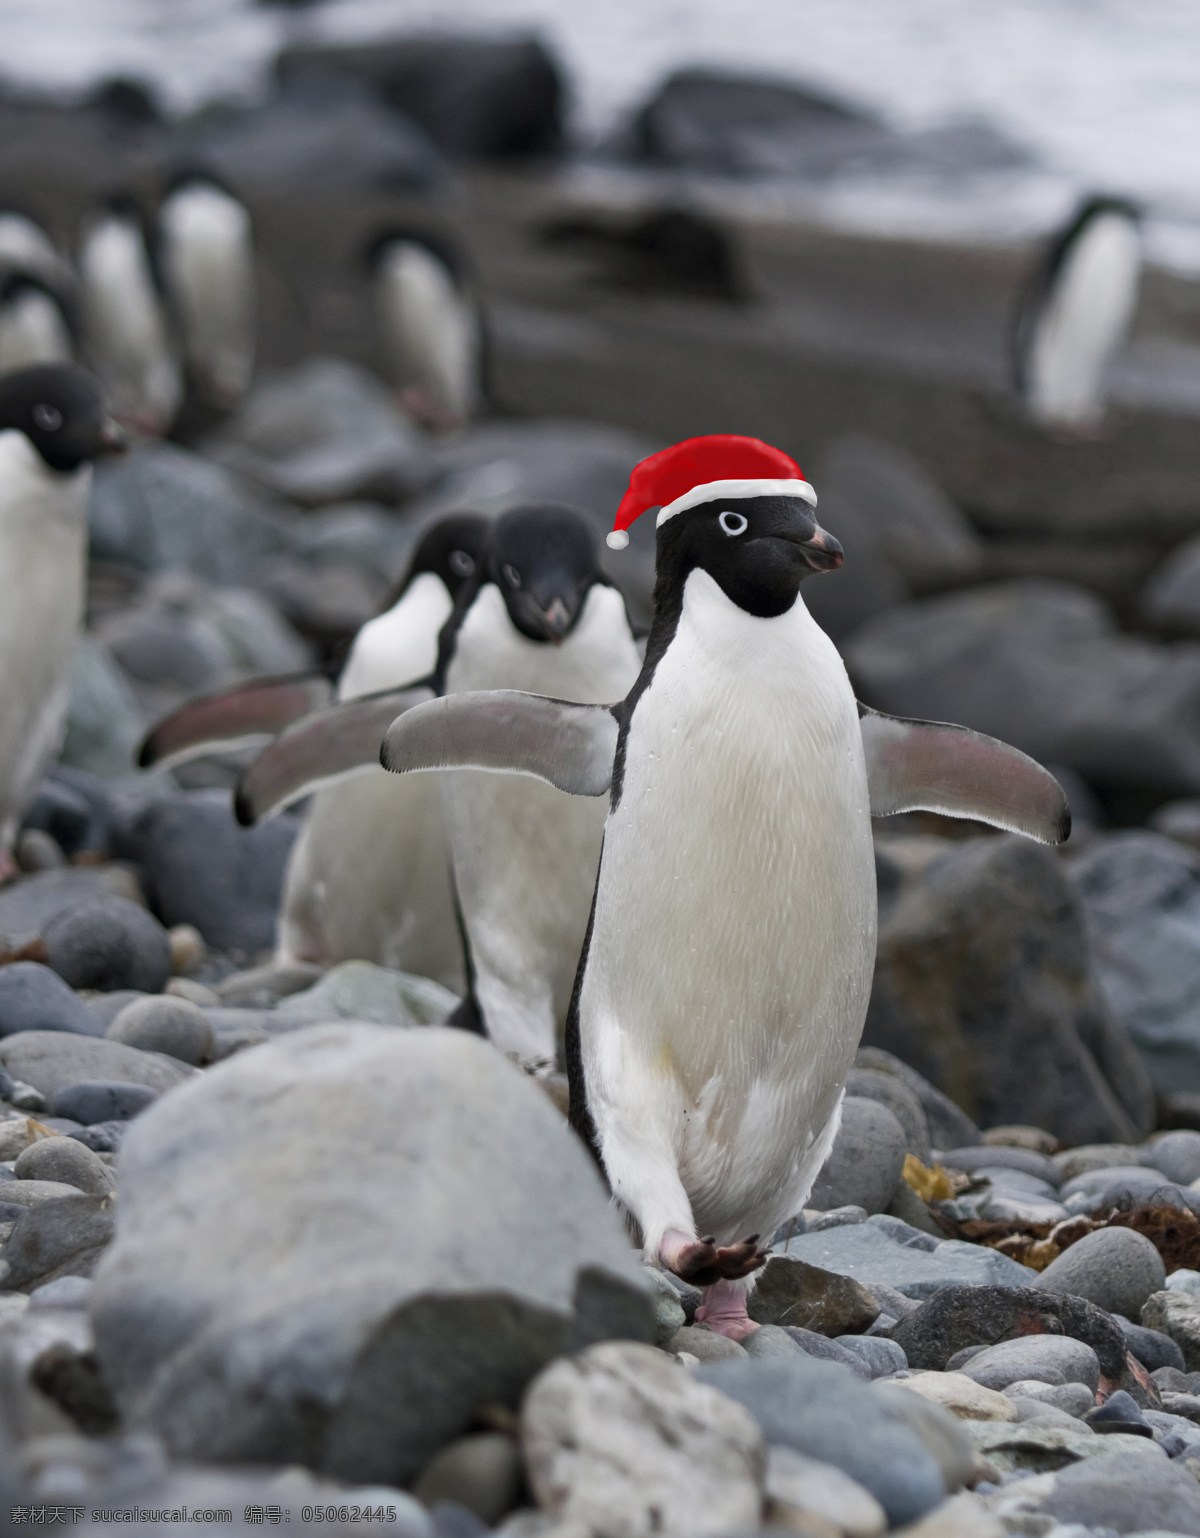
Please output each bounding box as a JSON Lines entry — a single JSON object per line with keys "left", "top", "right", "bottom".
{"left": 0, "top": 274, "right": 74, "bottom": 374}
{"left": 78, "top": 199, "right": 181, "bottom": 437}
{"left": 370, "top": 233, "right": 483, "bottom": 431}
{"left": 1013, "top": 195, "right": 1141, "bottom": 434}
{"left": 158, "top": 175, "right": 256, "bottom": 411}
{"left": 0, "top": 213, "right": 75, "bottom": 294}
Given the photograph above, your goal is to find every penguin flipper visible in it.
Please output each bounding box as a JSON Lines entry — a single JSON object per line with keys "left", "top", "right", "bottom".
{"left": 381, "top": 691, "right": 619, "bottom": 798}
{"left": 859, "top": 704, "right": 1071, "bottom": 845}
{"left": 235, "top": 684, "right": 436, "bottom": 826}
{"left": 138, "top": 673, "right": 334, "bottom": 770}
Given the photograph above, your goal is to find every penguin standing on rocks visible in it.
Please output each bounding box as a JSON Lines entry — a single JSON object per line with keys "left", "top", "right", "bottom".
{"left": 227, "top": 504, "right": 642, "bottom": 1071}
{"left": 0, "top": 364, "right": 124, "bottom": 876}
{"left": 1013, "top": 195, "right": 1141, "bottom": 433}
{"left": 158, "top": 176, "right": 256, "bottom": 410}
{"left": 370, "top": 234, "right": 483, "bottom": 430}
{"left": 381, "top": 436, "right": 1070, "bottom": 1337}
{"left": 78, "top": 200, "right": 182, "bottom": 437}
{"left": 139, "top": 513, "right": 489, "bottom": 989}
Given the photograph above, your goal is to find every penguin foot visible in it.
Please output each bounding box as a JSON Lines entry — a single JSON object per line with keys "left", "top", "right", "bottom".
{"left": 660, "top": 1229, "right": 767, "bottom": 1286}
{"left": 695, "top": 1279, "right": 760, "bottom": 1341}
{"left": 0, "top": 847, "right": 18, "bottom": 886}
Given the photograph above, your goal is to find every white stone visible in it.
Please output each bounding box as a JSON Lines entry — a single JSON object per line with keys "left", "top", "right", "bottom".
{"left": 765, "top": 1446, "right": 885, "bottom": 1537}
{"left": 899, "top": 1372, "right": 1018, "bottom": 1422}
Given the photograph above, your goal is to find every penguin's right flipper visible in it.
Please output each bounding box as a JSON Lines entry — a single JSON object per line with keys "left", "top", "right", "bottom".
{"left": 860, "top": 705, "right": 1071, "bottom": 844}
{"left": 235, "top": 685, "right": 436, "bottom": 826}
{"left": 382, "top": 691, "right": 619, "bottom": 797}
{"left": 138, "top": 674, "right": 334, "bottom": 770}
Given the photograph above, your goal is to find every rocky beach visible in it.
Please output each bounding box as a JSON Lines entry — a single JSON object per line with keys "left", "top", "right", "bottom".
{"left": 3, "top": 11, "right": 1200, "bottom": 1538}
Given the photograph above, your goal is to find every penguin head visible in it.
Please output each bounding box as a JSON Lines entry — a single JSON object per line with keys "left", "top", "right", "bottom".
{"left": 487, "top": 504, "right": 606, "bottom": 643}
{"left": 656, "top": 493, "right": 843, "bottom": 619}
{"left": 0, "top": 363, "right": 125, "bottom": 472}
{"left": 406, "top": 512, "right": 490, "bottom": 602}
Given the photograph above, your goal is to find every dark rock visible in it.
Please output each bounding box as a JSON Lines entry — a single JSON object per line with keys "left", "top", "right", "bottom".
{"left": 1061, "top": 1165, "right": 1200, "bottom": 1215}
{"left": 43, "top": 899, "right": 172, "bottom": 994}
{"left": 1114, "top": 1316, "right": 1185, "bottom": 1374}
{"left": 809, "top": 1098, "right": 907, "bottom": 1214}
{"left": 1040, "top": 1448, "right": 1200, "bottom": 1534}
{"left": 14, "top": 1136, "right": 115, "bottom": 1197}
{"left": 846, "top": 578, "right": 1200, "bottom": 801}
{"left": 853, "top": 1046, "right": 982, "bottom": 1150}
{"left": 107, "top": 996, "right": 213, "bottom": 1066}
{"left": 834, "top": 1334, "right": 906, "bottom": 1378}
{"left": 129, "top": 790, "right": 301, "bottom": 955}
{"left": 697, "top": 1357, "right": 945, "bottom": 1526}
{"left": 1147, "top": 1130, "right": 1200, "bottom": 1186}
{"left": 60, "top": 639, "right": 146, "bottom": 778}
{"left": 1034, "top": 1227, "right": 1166, "bottom": 1317}
{"left": 889, "top": 1285, "right": 1128, "bottom": 1383}
{"left": 51, "top": 1080, "right": 158, "bottom": 1125}
{"left": 0, "top": 1192, "right": 115, "bottom": 1291}
{"left": 863, "top": 834, "right": 1156, "bottom": 1145}
{"left": 844, "top": 1068, "right": 930, "bottom": 1162}
{"left": 90, "top": 1024, "right": 654, "bottom": 1485}
{"left": 747, "top": 1256, "right": 879, "bottom": 1337}
{"left": 1142, "top": 536, "right": 1200, "bottom": 637}
{"left": 84, "top": 991, "right": 147, "bottom": 1031}
{"left": 20, "top": 776, "right": 109, "bottom": 860}
{"left": 0, "top": 1030, "right": 193, "bottom": 1098}
{"left": 780, "top": 1328, "right": 871, "bottom": 1378}
{"left": 1143, "top": 1292, "right": 1200, "bottom": 1373}
{"left": 0, "top": 866, "right": 145, "bottom": 951}
{"left": 869, "top": 1383, "right": 975, "bottom": 1495}
{"left": 939, "top": 1144, "right": 1061, "bottom": 1185}
{"left": 0, "top": 963, "right": 103, "bottom": 1038}
{"left": 276, "top": 35, "right": 564, "bottom": 160}
{"left": 1069, "top": 834, "right": 1200, "bottom": 1092}
{"left": 68, "top": 1121, "right": 127, "bottom": 1155}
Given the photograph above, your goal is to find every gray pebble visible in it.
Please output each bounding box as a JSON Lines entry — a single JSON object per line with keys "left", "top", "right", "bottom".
{"left": 1034, "top": 1226, "right": 1166, "bottom": 1319}
{"left": 666, "top": 1325, "right": 747, "bottom": 1362}
{"left": 107, "top": 996, "right": 214, "bottom": 1066}
{"left": 1003, "top": 1380, "right": 1097, "bottom": 1419}
{"left": 809, "top": 1098, "right": 907, "bottom": 1215}
{"left": 835, "top": 1334, "right": 907, "bottom": 1378}
{"left": 0, "top": 962, "right": 102, "bottom": 1038}
{"left": 1060, "top": 1165, "right": 1199, "bottom": 1214}
{"left": 963, "top": 1336, "right": 1101, "bottom": 1393}
{"left": 940, "top": 1144, "right": 1061, "bottom": 1186}
{"left": 742, "top": 1324, "right": 804, "bottom": 1360}
{"left": 14, "top": 1135, "right": 115, "bottom": 1197}
{"left": 413, "top": 1433, "right": 522, "bottom": 1527}
{"left": 802, "top": 1206, "right": 868, "bottom": 1232}
{"left": 1011, "top": 1398, "right": 1092, "bottom": 1431}
{"left": 29, "top": 1275, "right": 93, "bottom": 1310}
{"left": 1144, "top": 1130, "right": 1200, "bottom": 1187}
{"left": 51, "top": 1079, "right": 158, "bottom": 1125}
{"left": 782, "top": 1328, "right": 872, "bottom": 1379}
{"left": 1113, "top": 1314, "right": 1186, "bottom": 1374}
{"left": 84, "top": 991, "right": 147, "bottom": 1030}
{"left": 44, "top": 899, "right": 172, "bottom": 994}
{"left": 68, "top": 1121, "right": 127, "bottom": 1154}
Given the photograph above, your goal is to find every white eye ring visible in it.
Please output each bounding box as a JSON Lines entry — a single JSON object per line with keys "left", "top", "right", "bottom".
{"left": 719, "top": 510, "right": 749, "bottom": 537}
{"left": 502, "top": 563, "right": 521, "bottom": 588}
{"left": 448, "top": 549, "right": 475, "bottom": 577}
{"left": 33, "top": 403, "right": 62, "bottom": 431}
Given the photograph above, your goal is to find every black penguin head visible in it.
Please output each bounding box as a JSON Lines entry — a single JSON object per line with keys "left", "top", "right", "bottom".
{"left": 406, "top": 512, "right": 490, "bottom": 601}
{"left": 487, "top": 504, "right": 607, "bottom": 643}
{"left": 655, "top": 493, "right": 842, "bottom": 618}
{"left": 0, "top": 363, "right": 125, "bottom": 472}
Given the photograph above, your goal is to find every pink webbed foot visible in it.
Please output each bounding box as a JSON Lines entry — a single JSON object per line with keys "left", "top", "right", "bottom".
{"left": 695, "top": 1278, "right": 759, "bottom": 1341}
{"left": 659, "top": 1228, "right": 768, "bottom": 1288}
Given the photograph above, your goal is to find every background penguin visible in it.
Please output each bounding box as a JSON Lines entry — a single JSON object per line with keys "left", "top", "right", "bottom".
{"left": 157, "top": 175, "right": 256, "bottom": 411}
{"left": 0, "top": 273, "right": 75, "bottom": 373}
{"left": 0, "top": 213, "right": 75, "bottom": 296}
{"left": 370, "top": 232, "right": 484, "bottom": 431}
{"left": 381, "top": 434, "right": 1070, "bottom": 1337}
{"left": 230, "top": 504, "right": 642, "bottom": 1072}
{"left": 1013, "top": 194, "right": 1141, "bottom": 434}
{"left": 78, "top": 199, "right": 182, "bottom": 437}
{"left": 0, "top": 363, "right": 124, "bottom": 876}
{"left": 139, "top": 513, "right": 488, "bottom": 989}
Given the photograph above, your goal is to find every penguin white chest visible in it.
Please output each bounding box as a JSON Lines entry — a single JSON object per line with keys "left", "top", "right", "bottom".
{"left": 581, "top": 568, "right": 877, "bottom": 1239}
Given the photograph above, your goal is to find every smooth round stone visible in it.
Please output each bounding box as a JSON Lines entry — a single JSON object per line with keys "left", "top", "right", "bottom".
{"left": 970, "top": 1167, "right": 1060, "bottom": 1200}
{"left": 29, "top": 1275, "right": 93, "bottom": 1310}
{"left": 168, "top": 924, "right": 206, "bottom": 977}
{"left": 981, "top": 1126, "right": 1057, "bottom": 1156}
{"left": 743, "top": 1325, "right": 805, "bottom": 1360}
{"left": 51, "top": 1079, "right": 158, "bottom": 1125}
{"left": 1034, "top": 1226, "right": 1166, "bottom": 1319}
{"left": 940, "top": 1145, "right": 1061, "bottom": 1186}
{"left": 68, "top": 1121, "right": 127, "bottom": 1154}
{"left": 84, "top": 991, "right": 147, "bottom": 1030}
{"left": 0, "top": 962, "right": 103, "bottom": 1039}
{"left": 666, "top": 1325, "right": 747, "bottom": 1363}
{"left": 765, "top": 1446, "right": 887, "bottom": 1538}
{"left": 16, "top": 828, "right": 66, "bottom": 873}
{"left": 810, "top": 1099, "right": 907, "bottom": 1215}
{"left": 962, "top": 1335, "right": 1101, "bottom": 1393}
{"left": 1115, "top": 1316, "right": 1186, "bottom": 1374}
{"left": 1011, "top": 1398, "right": 1091, "bottom": 1431}
{"left": 412, "top": 1432, "right": 522, "bottom": 1527}
{"left": 835, "top": 1335, "right": 907, "bottom": 1379}
{"left": 1053, "top": 1145, "right": 1148, "bottom": 1182}
{"left": 44, "top": 899, "right": 172, "bottom": 995}
{"left": 1061, "top": 1166, "right": 1196, "bottom": 1213}
{"left": 14, "top": 1135, "right": 115, "bottom": 1196}
{"left": 898, "top": 1371, "right": 1016, "bottom": 1422}
{"left": 0, "top": 1179, "right": 84, "bottom": 1206}
{"left": 1145, "top": 1130, "right": 1200, "bottom": 1187}
{"left": 1003, "top": 1380, "right": 1097, "bottom": 1419}
{"left": 107, "top": 996, "right": 214, "bottom": 1066}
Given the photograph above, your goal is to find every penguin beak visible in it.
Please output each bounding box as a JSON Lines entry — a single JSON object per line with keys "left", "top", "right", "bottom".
{"left": 99, "top": 418, "right": 129, "bottom": 456}
{"left": 797, "top": 523, "right": 843, "bottom": 572}
{"left": 541, "top": 597, "right": 572, "bottom": 641}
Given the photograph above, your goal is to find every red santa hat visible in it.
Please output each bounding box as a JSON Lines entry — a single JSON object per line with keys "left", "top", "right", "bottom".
{"left": 606, "top": 434, "right": 816, "bottom": 550}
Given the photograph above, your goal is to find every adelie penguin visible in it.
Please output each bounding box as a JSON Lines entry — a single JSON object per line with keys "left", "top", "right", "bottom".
{"left": 1013, "top": 195, "right": 1141, "bottom": 434}
{"left": 139, "top": 513, "right": 489, "bottom": 990}
{"left": 202, "top": 504, "right": 641, "bottom": 1071}
{"left": 0, "top": 364, "right": 124, "bottom": 877}
{"left": 380, "top": 435, "right": 1070, "bottom": 1338}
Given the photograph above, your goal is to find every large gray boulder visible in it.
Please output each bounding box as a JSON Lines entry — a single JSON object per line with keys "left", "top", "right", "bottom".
{"left": 90, "top": 1024, "right": 654, "bottom": 1484}
{"left": 863, "top": 835, "right": 1155, "bottom": 1145}
{"left": 1068, "top": 832, "right": 1200, "bottom": 1091}
{"left": 845, "top": 579, "right": 1200, "bottom": 798}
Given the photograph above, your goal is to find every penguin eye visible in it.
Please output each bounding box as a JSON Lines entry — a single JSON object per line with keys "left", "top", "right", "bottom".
{"left": 719, "top": 510, "right": 749, "bottom": 537}
{"left": 448, "top": 549, "right": 475, "bottom": 577}
{"left": 501, "top": 563, "right": 521, "bottom": 588}
{"left": 32, "top": 403, "right": 62, "bottom": 431}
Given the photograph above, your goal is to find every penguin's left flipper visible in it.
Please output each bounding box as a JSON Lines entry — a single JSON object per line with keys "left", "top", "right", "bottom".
{"left": 860, "top": 705, "right": 1072, "bottom": 845}
{"left": 381, "top": 691, "right": 619, "bottom": 797}
{"left": 235, "top": 684, "right": 436, "bottom": 826}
